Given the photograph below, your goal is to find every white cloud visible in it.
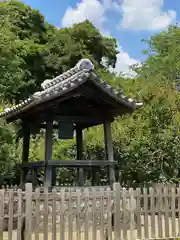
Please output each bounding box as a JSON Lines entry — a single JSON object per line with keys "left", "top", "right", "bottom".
{"left": 102, "top": 46, "right": 139, "bottom": 77}
{"left": 111, "top": 48, "right": 140, "bottom": 77}
{"left": 120, "top": 0, "right": 176, "bottom": 31}
{"left": 62, "top": 0, "right": 176, "bottom": 32}
{"left": 61, "top": 0, "right": 120, "bottom": 35}
{"left": 62, "top": 0, "right": 175, "bottom": 77}
{"left": 62, "top": 0, "right": 140, "bottom": 77}
{"left": 62, "top": 0, "right": 107, "bottom": 33}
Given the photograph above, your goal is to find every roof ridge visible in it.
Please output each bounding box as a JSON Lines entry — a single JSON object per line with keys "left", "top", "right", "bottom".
{"left": 41, "top": 59, "right": 94, "bottom": 90}
{"left": 90, "top": 72, "right": 143, "bottom": 108}
{"left": 33, "top": 69, "right": 90, "bottom": 100}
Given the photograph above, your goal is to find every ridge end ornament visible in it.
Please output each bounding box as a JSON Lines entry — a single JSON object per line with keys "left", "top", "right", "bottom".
{"left": 76, "top": 59, "right": 94, "bottom": 71}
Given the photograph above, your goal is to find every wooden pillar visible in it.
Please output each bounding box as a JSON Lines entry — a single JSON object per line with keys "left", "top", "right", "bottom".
{"left": 52, "top": 167, "right": 56, "bottom": 186}
{"left": 92, "top": 167, "right": 96, "bottom": 186}
{"left": 96, "top": 169, "right": 101, "bottom": 185}
{"left": 21, "top": 122, "right": 30, "bottom": 184}
{"left": 104, "top": 119, "right": 115, "bottom": 185}
{"left": 44, "top": 120, "right": 53, "bottom": 186}
{"left": 31, "top": 168, "right": 38, "bottom": 187}
{"left": 76, "top": 126, "right": 84, "bottom": 186}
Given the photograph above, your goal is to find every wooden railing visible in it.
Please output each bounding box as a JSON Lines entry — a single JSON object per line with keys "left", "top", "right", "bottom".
{"left": 1, "top": 183, "right": 180, "bottom": 239}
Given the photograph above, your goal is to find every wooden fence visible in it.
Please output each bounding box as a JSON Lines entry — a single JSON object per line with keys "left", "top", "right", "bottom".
{"left": 1, "top": 183, "right": 180, "bottom": 240}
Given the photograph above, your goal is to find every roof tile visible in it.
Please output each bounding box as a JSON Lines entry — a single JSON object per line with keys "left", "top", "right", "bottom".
{"left": 0, "top": 59, "right": 143, "bottom": 119}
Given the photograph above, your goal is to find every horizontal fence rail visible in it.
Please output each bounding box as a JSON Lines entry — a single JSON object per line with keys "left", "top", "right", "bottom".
{"left": 0, "top": 183, "right": 180, "bottom": 239}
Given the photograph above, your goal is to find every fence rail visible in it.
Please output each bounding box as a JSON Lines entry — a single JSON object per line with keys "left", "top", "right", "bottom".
{"left": 1, "top": 183, "right": 180, "bottom": 239}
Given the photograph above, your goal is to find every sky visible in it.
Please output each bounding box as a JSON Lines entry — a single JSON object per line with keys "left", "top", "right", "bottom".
{"left": 20, "top": 0, "right": 180, "bottom": 76}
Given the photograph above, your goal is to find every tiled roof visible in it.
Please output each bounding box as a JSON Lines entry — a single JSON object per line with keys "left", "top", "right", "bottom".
{"left": 0, "top": 59, "right": 143, "bottom": 119}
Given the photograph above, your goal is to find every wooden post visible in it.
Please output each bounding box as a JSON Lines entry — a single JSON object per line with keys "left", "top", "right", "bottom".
{"left": 21, "top": 122, "right": 30, "bottom": 184}
{"left": 113, "top": 183, "right": 121, "bottom": 239}
{"left": 92, "top": 167, "right": 96, "bottom": 186}
{"left": 104, "top": 119, "right": 115, "bottom": 185}
{"left": 52, "top": 167, "right": 56, "bottom": 186}
{"left": 92, "top": 167, "right": 100, "bottom": 185}
{"left": 25, "top": 183, "right": 33, "bottom": 240}
{"left": 44, "top": 120, "right": 53, "bottom": 186}
{"left": 31, "top": 168, "right": 38, "bottom": 187}
{"left": 76, "top": 126, "right": 84, "bottom": 186}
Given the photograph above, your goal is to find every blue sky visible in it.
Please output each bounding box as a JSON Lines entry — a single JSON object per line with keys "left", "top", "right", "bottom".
{"left": 21, "top": 0, "right": 180, "bottom": 76}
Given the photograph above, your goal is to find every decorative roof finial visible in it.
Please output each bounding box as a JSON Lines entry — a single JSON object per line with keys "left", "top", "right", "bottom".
{"left": 76, "top": 59, "right": 94, "bottom": 71}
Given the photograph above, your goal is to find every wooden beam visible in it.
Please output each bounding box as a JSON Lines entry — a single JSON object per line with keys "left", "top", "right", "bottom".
{"left": 54, "top": 115, "right": 107, "bottom": 123}
{"left": 40, "top": 115, "right": 113, "bottom": 130}
{"left": 21, "top": 122, "right": 30, "bottom": 184}
{"left": 40, "top": 120, "right": 114, "bottom": 131}
{"left": 19, "top": 160, "right": 117, "bottom": 168}
{"left": 40, "top": 123, "right": 59, "bottom": 129}
{"left": 104, "top": 119, "right": 115, "bottom": 185}
{"left": 44, "top": 120, "right": 53, "bottom": 186}
{"left": 19, "top": 161, "right": 45, "bottom": 168}
{"left": 76, "top": 127, "right": 84, "bottom": 186}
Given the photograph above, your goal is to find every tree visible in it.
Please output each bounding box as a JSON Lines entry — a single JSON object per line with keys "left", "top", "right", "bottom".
{"left": 0, "top": 1, "right": 118, "bottom": 103}
{"left": 2, "top": 0, "right": 180, "bottom": 186}
{"left": 139, "top": 25, "right": 180, "bottom": 83}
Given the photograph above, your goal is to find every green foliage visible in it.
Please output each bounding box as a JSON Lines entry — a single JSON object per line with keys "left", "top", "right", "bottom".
{"left": 0, "top": 117, "right": 20, "bottom": 186}
{"left": 0, "top": 1, "right": 117, "bottom": 103}
{"left": 83, "top": 23, "right": 180, "bottom": 186}
{"left": 140, "top": 25, "right": 180, "bottom": 82}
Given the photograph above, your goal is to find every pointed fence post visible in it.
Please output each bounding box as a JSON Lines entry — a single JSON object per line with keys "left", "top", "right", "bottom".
{"left": 25, "top": 183, "right": 33, "bottom": 240}
{"left": 113, "top": 182, "right": 121, "bottom": 240}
